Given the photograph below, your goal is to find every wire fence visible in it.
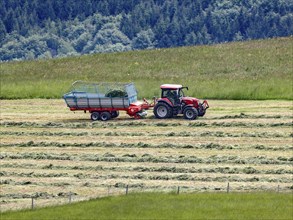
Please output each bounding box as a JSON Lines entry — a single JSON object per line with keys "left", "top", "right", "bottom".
{"left": 1, "top": 183, "right": 289, "bottom": 212}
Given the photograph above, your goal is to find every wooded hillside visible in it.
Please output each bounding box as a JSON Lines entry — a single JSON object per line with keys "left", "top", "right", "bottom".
{"left": 1, "top": 0, "right": 292, "bottom": 61}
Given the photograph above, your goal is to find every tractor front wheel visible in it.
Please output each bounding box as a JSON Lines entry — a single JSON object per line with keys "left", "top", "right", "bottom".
{"left": 183, "top": 107, "right": 198, "bottom": 120}
{"left": 154, "top": 102, "right": 173, "bottom": 119}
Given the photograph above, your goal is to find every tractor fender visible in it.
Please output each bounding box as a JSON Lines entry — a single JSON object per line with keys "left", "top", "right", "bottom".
{"left": 156, "top": 98, "right": 173, "bottom": 107}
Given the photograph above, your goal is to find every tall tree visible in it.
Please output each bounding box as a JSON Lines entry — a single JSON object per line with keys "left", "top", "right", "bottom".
{"left": 0, "top": 20, "right": 7, "bottom": 43}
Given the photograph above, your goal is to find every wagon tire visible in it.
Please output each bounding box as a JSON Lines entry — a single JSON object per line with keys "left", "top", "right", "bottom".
{"left": 111, "top": 111, "right": 119, "bottom": 118}
{"left": 183, "top": 107, "right": 198, "bottom": 120}
{"left": 100, "top": 112, "right": 111, "bottom": 121}
{"left": 90, "top": 112, "right": 100, "bottom": 121}
{"left": 154, "top": 102, "right": 173, "bottom": 119}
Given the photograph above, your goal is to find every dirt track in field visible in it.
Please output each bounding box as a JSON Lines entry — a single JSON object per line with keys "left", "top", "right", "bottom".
{"left": 0, "top": 99, "right": 292, "bottom": 211}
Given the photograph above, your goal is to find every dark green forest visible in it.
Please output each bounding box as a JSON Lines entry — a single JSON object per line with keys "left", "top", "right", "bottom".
{"left": 1, "top": 0, "right": 292, "bottom": 61}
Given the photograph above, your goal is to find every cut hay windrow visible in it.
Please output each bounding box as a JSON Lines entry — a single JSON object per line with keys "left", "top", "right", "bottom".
{"left": 1, "top": 121, "right": 292, "bottom": 129}
{"left": 1, "top": 163, "right": 293, "bottom": 175}
{"left": 1, "top": 152, "right": 292, "bottom": 165}
{"left": 1, "top": 141, "right": 292, "bottom": 151}
{"left": 1, "top": 130, "right": 292, "bottom": 138}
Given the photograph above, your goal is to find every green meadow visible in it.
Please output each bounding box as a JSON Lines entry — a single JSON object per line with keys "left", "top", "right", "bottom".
{"left": 1, "top": 193, "right": 292, "bottom": 220}
{"left": 1, "top": 37, "right": 292, "bottom": 100}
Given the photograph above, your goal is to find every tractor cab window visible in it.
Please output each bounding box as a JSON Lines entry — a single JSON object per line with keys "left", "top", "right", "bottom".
{"left": 162, "top": 89, "right": 177, "bottom": 98}
{"left": 162, "top": 89, "right": 179, "bottom": 105}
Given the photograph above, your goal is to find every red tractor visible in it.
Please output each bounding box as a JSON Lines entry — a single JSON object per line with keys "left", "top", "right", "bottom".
{"left": 153, "top": 84, "right": 209, "bottom": 120}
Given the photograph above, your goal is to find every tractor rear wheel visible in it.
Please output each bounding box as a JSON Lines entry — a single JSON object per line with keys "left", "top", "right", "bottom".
{"left": 154, "top": 102, "right": 173, "bottom": 119}
{"left": 183, "top": 107, "right": 198, "bottom": 120}
{"left": 100, "top": 112, "right": 111, "bottom": 121}
{"left": 90, "top": 112, "right": 100, "bottom": 121}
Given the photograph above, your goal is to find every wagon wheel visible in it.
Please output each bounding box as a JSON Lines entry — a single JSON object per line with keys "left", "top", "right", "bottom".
{"left": 90, "top": 112, "right": 100, "bottom": 121}
{"left": 111, "top": 111, "right": 119, "bottom": 118}
{"left": 100, "top": 112, "right": 111, "bottom": 121}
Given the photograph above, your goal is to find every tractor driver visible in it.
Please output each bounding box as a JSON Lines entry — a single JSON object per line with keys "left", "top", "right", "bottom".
{"left": 166, "top": 90, "right": 178, "bottom": 105}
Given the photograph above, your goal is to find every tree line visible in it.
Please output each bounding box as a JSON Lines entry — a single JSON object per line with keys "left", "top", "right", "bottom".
{"left": 1, "top": 0, "right": 292, "bottom": 61}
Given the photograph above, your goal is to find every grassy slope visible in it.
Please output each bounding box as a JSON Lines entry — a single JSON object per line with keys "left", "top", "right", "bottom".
{"left": 0, "top": 37, "right": 292, "bottom": 100}
{"left": 1, "top": 193, "right": 292, "bottom": 220}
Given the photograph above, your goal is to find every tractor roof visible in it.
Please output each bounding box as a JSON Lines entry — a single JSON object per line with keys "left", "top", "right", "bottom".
{"left": 160, "top": 84, "right": 182, "bottom": 89}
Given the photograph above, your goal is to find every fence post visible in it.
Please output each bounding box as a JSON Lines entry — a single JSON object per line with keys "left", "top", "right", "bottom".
{"left": 126, "top": 185, "right": 129, "bottom": 195}
{"left": 108, "top": 186, "right": 110, "bottom": 196}
{"left": 227, "top": 182, "right": 230, "bottom": 193}
{"left": 177, "top": 186, "right": 180, "bottom": 194}
{"left": 31, "top": 197, "right": 34, "bottom": 210}
{"left": 277, "top": 185, "right": 280, "bottom": 193}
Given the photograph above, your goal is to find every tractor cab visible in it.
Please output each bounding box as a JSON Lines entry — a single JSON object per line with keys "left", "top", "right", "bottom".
{"left": 154, "top": 84, "right": 209, "bottom": 120}
{"left": 160, "top": 84, "right": 188, "bottom": 106}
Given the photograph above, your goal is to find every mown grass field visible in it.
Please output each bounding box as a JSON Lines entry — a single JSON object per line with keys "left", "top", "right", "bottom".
{"left": 1, "top": 192, "right": 292, "bottom": 220}
{"left": 1, "top": 37, "right": 292, "bottom": 100}
{"left": 0, "top": 99, "right": 292, "bottom": 213}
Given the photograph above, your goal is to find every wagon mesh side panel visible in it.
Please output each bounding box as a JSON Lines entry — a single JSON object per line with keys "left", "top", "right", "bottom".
{"left": 63, "top": 81, "right": 135, "bottom": 109}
